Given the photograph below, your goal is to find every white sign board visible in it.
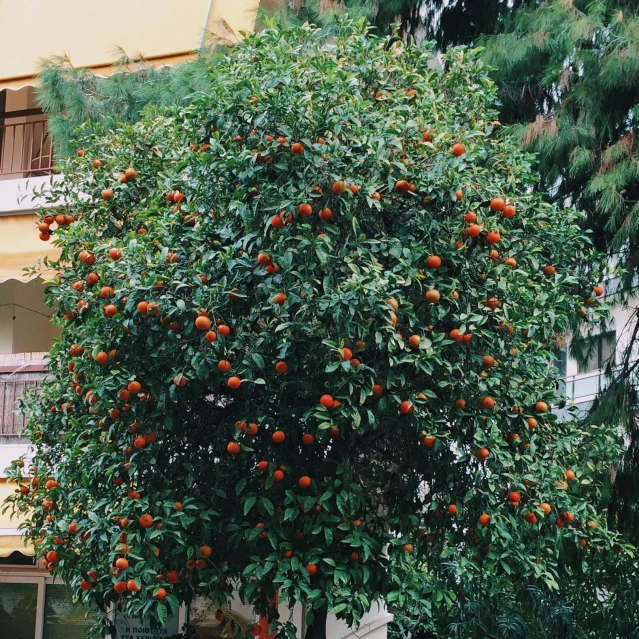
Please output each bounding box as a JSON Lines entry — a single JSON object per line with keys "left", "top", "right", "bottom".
{"left": 115, "top": 613, "right": 179, "bottom": 638}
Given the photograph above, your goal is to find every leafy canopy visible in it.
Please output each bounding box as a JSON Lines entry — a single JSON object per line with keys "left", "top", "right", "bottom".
{"left": 6, "top": 18, "right": 627, "bottom": 638}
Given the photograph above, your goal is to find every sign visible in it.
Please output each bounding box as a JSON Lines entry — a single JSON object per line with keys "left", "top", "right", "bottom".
{"left": 115, "top": 613, "right": 179, "bottom": 639}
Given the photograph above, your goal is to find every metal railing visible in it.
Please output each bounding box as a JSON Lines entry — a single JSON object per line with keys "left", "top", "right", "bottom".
{"left": 563, "top": 368, "right": 608, "bottom": 402}
{"left": 0, "top": 356, "right": 47, "bottom": 436}
{"left": 0, "top": 117, "right": 54, "bottom": 177}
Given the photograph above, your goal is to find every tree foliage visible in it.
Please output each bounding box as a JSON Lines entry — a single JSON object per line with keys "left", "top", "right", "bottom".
{"left": 5, "top": 19, "right": 630, "bottom": 639}
{"left": 481, "top": 0, "right": 639, "bottom": 549}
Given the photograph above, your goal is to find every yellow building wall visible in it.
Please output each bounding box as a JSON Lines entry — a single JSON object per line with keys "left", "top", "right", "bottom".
{"left": 0, "top": 0, "right": 260, "bottom": 87}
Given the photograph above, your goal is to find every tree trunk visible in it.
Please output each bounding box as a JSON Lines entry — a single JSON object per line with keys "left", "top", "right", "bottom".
{"left": 304, "top": 605, "right": 328, "bottom": 639}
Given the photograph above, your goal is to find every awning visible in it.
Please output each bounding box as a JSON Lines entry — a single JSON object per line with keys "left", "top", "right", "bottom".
{"left": 0, "top": 481, "right": 33, "bottom": 557}
{"left": 0, "top": 0, "right": 260, "bottom": 91}
{"left": 0, "top": 215, "right": 61, "bottom": 282}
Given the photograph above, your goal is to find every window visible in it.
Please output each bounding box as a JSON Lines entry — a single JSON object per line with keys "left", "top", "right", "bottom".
{"left": 44, "top": 584, "right": 95, "bottom": 639}
{"left": 0, "top": 581, "right": 38, "bottom": 638}
{"left": 577, "top": 331, "right": 616, "bottom": 374}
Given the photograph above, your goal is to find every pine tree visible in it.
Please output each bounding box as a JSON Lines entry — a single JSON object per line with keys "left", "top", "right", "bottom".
{"left": 481, "top": 0, "right": 639, "bottom": 547}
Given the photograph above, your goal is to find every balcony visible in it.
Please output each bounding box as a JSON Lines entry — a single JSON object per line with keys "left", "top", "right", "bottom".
{"left": 0, "top": 353, "right": 46, "bottom": 437}
{"left": 0, "top": 109, "right": 53, "bottom": 179}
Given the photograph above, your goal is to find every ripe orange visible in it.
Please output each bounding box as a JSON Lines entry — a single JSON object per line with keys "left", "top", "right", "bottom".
{"left": 298, "top": 203, "right": 313, "bottom": 217}
{"left": 127, "top": 579, "right": 140, "bottom": 592}
{"left": 467, "top": 223, "right": 481, "bottom": 237}
{"left": 503, "top": 257, "right": 517, "bottom": 268}
{"left": 134, "top": 436, "right": 146, "bottom": 449}
{"left": 464, "top": 211, "right": 477, "bottom": 223}
{"left": 423, "top": 435, "right": 436, "bottom": 448}
{"left": 139, "top": 514, "right": 154, "bottom": 528}
{"left": 275, "top": 361, "right": 288, "bottom": 374}
{"left": 455, "top": 399, "right": 466, "bottom": 409}
{"left": 399, "top": 400, "right": 413, "bottom": 414}
{"left": 332, "top": 180, "right": 348, "bottom": 194}
{"left": 319, "top": 207, "right": 332, "bottom": 221}
{"left": 408, "top": 335, "right": 421, "bottom": 348}
{"left": 426, "top": 255, "right": 441, "bottom": 269}
{"left": 490, "top": 197, "right": 505, "bottom": 211}
{"left": 486, "top": 231, "right": 501, "bottom": 244}
{"left": 109, "top": 247, "right": 122, "bottom": 260}
{"left": 104, "top": 304, "right": 118, "bottom": 318}
{"left": 115, "top": 557, "right": 129, "bottom": 570}
{"left": 448, "top": 504, "right": 457, "bottom": 516}
{"left": 543, "top": 265, "right": 556, "bottom": 277}
{"left": 114, "top": 581, "right": 127, "bottom": 593}
{"left": 475, "top": 448, "right": 490, "bottom": 462}
{"left": 503, "top": 204, "right": 516, "bottom": 218}
{"left": 451, "top": 142, "right": 465, "bottom": 157}
{"left": 482, "top": 355, "right": 496, "bottom": 369}
{"left": 166, "top": 570, "right": 179, "bottom": 584}
{"left": 124, "top": 167, "right": 137, "bottom": 181}
{"left": 565, "top": 469, "right": 576, "bottom": 481}
{"left": 272, "top": 431, "right": 286, "bottom": 444}
{"left": 195, "top": 316, "right": 211, "bottom": 331}
{"left": 526, "top": 417, "right": 538, "bottom": 429}
{"left": 425, "top": 289, "right": 440, "bottom": 304}
{"left": 218, "top": 324, "right": 231, "bottom": 337}
{"left": 273, "top": 292, "right": 287, "bottom": 305}
{"left": 535, "top": 401, "right": 549, "bottom": 413}
{"left": 478, "top": 396, "right": 495, "bottom": 409}
{"left": 302, "top": 434, "right": 315, "bottom": 445}
{"left": 422, "top": 130, "right": 432, "bottom": 142}
{"left": 96, "top": 351, "right": 108, "bottom": 365}
{"left": 291, "top": 142, "right": 304, "bottom": 155}
{"left": 101, "top": 188, "right": 114, "bottom": 201}
{"left": 539, "top": 502, "right": 552, "bottom": 515}
{"left": 100, "top": 286, "right": 114, "bottom": 299}
{"left": 271, "top": 215, "right": 284, "bottom": 229}
{"left": 299, "top": 476, "right": 312, "bottom": 489}
{"left": 479, "top": 513, "right": 491, "bottom": 526}
{"left": 320, "top": 394, "right": 334, "bottom": 408}
{"left": 525, "top": 512, "right": 538, "bottom": 524}
{"left": 218, "top": 360, "right": 231, "bottom": 373}
{"left": 395, "top": 180, "right": 410, "bottom": 194}
{"left": 227, "top": 442, "right": 240, "bottom": 454}
{"left": 46, "top": 550, "right": 59, "bottom": 563}
{"left": 373, "top": 384, "right": 383, "bottom": 397}
{"left": 593, "top": 285, "right": 604, "bottom": 296}
{"left": 80, "top": 579, "right": 93, "bottom": 591}
{"left": 508, "top": 491, "right": 521, "bottom": 503}
{"left": 455, "top": 189, "right": 464, "bottom": 201}
{"left": 403, "top": 543, "right": 414, "bottom": 554}
{"left": 227, "top": 376, "right": 241, "bottom": 389}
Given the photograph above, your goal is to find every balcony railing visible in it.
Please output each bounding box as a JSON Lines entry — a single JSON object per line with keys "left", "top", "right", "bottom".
{"left": 0, "top": 354, "right": 47, "bottom": 437}
{"left": 563, "top": 368, "right": 608, "bottom": 402}
{"left": 0, "top": 114, "right": 54, "bottom": 177}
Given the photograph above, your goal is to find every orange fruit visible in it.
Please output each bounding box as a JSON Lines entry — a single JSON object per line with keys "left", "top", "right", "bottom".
{"left": 305, "top": 564, "right": 318, "bottom": 575}
{"left": 479, "top": 513, "right": 491, "bottom": 526}
{"left": 318, "top": 207, "right": 332, "bottom": 221}
{"left": 139, "top": 514, "right": 154, "bottom": 528}
{"left": 302, "top": 434, "right": 315, "bottom": 445}
{"left": 298, "top": 203, "right": 313, "bottom": 217}
{"left": 299, "top": 476, "right": 312, "bottom": 489}
{"left": 525, "top": 512, "right": 538, "bottom": 524}
{"left": 332, "top": 180, "right": 348, "bottom": 194}
{"left": 455, "top": 399, "right": 466, "bottom": 409}
{"left": 373, "top": 384, "right": 384, "bottom": 397}
{"left": 451, "top": 142, "right": 465, "bottom": 157}
{"left": 114, "top": 581, "right": 127, "bottom": 593}
{"left": 426, "top": 255, "right": 441, "bottom": 268}
{"left": 115, "top": 557, "right": 129, "bottom": 570}
{"left": 486, "top": 231, "right": 501, "bottom": 244}
{"left": 535, "top": 401, "right": 548, "bottom": 413}
{"left": 227, "top": 442, "right": 240, "bottom": 454}
{"left": 395, "top": 180, "right": 410, "bottom": 194}
{"left": 272, "top": 431, "right": 286, "bottom": 444}
{"left": 218, "top": 360, "right": 231, "bottom": 373}
{"left": 403, "top": 543, "right": 414, "bottom": 554}
{"left": 425, "top": 289, "right": 440, "bottom": 304}
{"left": 320, "top": 394, "right": 334, "bottom": 408}
{"left": 539, "top": 503, "right": 552, "bottom": 515}
{"left": 101, "top": 188, "right": 114, "bottom": 201}
{"left": 564, "top": 469, "right": 576, "bottom": 481}
{"left": 195, "top": 316, "right": 211, "bottom": 331}
{"left": 95, "top": 351, "right": 108, "bottom": 365}
{"left": 273, "top": 292, "right": 287, "bottom": 305}
{"left": 408, "top": 335, "right": 421, "bottom": 348}
{"left": 490, "top": 197, "right": 505, "bottom": 211}
{"left": 543, "top": 265, "right": 556, "bottom": 277}
{"left": 503, "top": 204, "right": 516, "bottom": 218}
{"left": 275, "top": 361, "right": 288, "bottom": 374}
{"left": 109, "top": 247, "right": 122, "bottom": 260}
{"left": 227, "top": 376, "right": 241, "bottom": 389}
{"left": 448, "top": 504, "right": 457, "bottom": 516}
{"left": 291, "top": 142, "right": 304, "bottom": 155}
{"left": 508, "top": 491, "right": 521, "bottom": 503}
{"left": 399, "top": 400, "right": 413, "bottom": 414}
{"left": 475, "top": 448, "right": 490, "bottom": 462}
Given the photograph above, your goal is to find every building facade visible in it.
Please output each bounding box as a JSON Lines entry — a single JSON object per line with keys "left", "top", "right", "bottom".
{"left": 0, "top": 2, "right": 394, "bottom": 638}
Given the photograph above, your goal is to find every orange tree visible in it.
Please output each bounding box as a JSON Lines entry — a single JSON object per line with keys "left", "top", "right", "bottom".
{"left": 5, "top": 19, "right": 629, "bottom": 639}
